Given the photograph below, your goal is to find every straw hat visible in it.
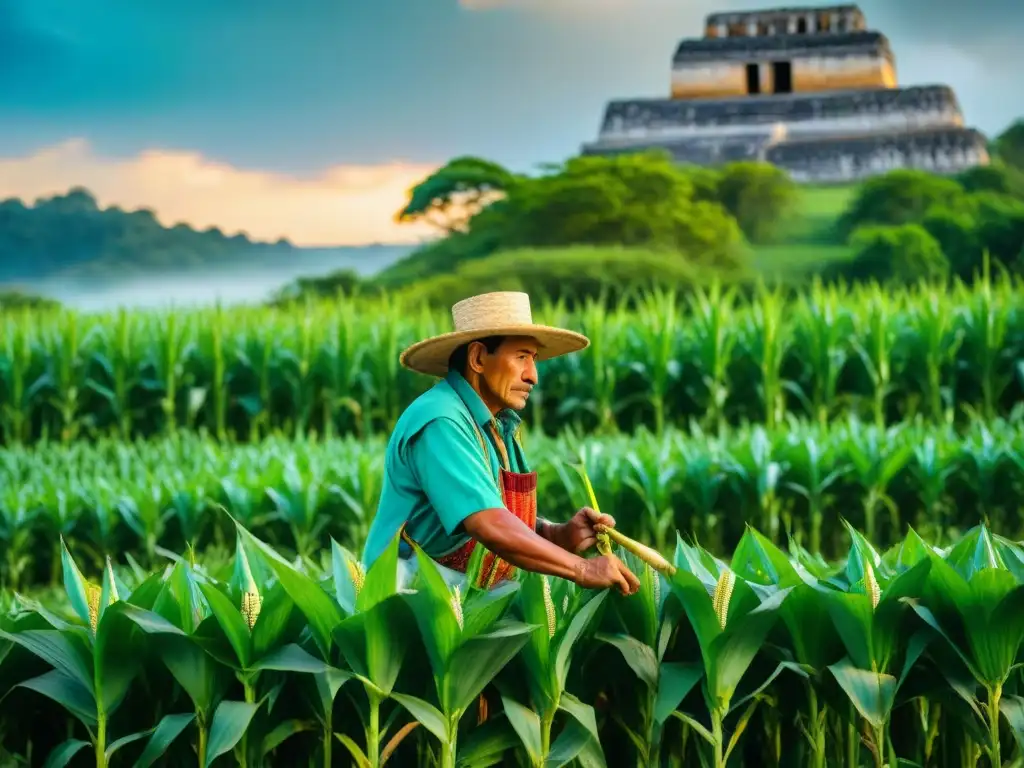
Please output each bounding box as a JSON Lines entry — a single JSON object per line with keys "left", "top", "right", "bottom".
{"left": 399, "top": 292, "right": 590, "bottom": 377}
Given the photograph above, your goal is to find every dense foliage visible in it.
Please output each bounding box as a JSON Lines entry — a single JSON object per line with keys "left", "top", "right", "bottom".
{"left": 1, "top": 277, "right": 1021, "bottom": 444}
{"left": 375, "top": 153, "right": 799, "bottom": 289}
{"left": 5, "top": 416, "right": 1024, "bottom": 592}
{"left": 5, "top": 515, "right": 1024, "bottom": 767}
{"left": 829, "top": 168, "right": 1024, "bottom": 285}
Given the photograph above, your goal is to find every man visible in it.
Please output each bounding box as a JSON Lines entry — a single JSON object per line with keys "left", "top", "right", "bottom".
{"left": 362, "top": 291, "right": 640, "bottom": 595}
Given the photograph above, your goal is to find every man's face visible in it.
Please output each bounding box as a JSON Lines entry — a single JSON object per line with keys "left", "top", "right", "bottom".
{"left": 475, "top": 336, "right": 539, "bottom": 412}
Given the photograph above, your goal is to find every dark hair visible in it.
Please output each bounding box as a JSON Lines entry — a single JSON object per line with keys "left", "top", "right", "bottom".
{"left": 448, "top": 335, "right": 505, "bottom": 375}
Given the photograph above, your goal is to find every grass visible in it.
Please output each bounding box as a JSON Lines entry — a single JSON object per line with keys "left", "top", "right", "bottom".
{"left": 751, "top": 183, "right": 858, "bottom": 277}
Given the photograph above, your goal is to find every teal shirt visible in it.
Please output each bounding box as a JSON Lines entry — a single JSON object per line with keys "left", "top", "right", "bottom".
{"left": 361, "top": 370, "right": 531, "bottom": 567}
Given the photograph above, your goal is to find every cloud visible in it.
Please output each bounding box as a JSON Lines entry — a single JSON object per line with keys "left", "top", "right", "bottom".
{"left": 0, "top": 139, "right": 440, "bottom": 246}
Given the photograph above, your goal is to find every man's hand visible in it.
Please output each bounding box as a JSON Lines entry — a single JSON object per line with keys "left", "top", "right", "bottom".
{"left": 574, "top": 554, "right": 641, "bottom": 596}
{"left": 545, "top": 507, "right": 617, "bottom": 554}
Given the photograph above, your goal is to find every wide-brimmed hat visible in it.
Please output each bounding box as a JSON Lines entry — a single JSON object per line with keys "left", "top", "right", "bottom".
{"left": 399, "top": 291, "right": 590, "bottom": 377}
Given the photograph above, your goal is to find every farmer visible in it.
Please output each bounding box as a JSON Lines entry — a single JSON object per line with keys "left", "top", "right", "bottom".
{"left": 362, "top": 291, "right": 640, "bottom": 595}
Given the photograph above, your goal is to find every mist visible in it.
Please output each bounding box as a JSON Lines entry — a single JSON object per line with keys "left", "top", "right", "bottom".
{"left": 12, "top": 245, "right": 414, "bottom": 313}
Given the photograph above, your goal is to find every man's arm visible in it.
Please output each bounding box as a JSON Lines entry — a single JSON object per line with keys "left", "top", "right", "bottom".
{"left": 409, "top": 419, "right": 638, "bottom": 593}
{"left": 467, "top": 509, "right": 587, "bottom": 582}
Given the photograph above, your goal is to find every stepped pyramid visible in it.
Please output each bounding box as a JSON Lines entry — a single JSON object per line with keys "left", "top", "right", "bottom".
{"left": 581, "top": 5, "right": 990, "bottom": 182}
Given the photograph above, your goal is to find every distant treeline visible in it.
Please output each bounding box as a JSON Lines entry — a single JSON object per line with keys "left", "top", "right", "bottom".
{"left": 0, "top": 187, "right": 294, "bottom": 283}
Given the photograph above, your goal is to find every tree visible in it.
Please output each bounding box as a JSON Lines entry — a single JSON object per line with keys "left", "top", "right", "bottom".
{"left": 994, "top": 119, "right": 1024, "bottom": 171}
{"left": 834, "top": 224, "right": 949, "bottom": 284}
{"left": 714, "top": 161, "right": 799, "bottom": 244}
{"left": 957, "top": 164, "right": 1013, "bottom": 196}
{"left": 972, "top": 192, "right": 1024, "bottom": 267}
{"left": 502, "top": 152, "right": 745, "bottom": 269}
{"left": 922, "top": 207, "right": 981, "bottom": 279}
{"left": 837, "top": 169, "right": 965, "bottom": 239}
{"left": 394, "top": 156, "right": 519, "bottom": 234}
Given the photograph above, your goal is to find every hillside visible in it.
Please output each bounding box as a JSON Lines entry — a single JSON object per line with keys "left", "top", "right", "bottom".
{"left": 0, "top": 187, "right": 413, "bottom": 286}
{"left": 0, "top": 187, "right": 414, "bottom": 308}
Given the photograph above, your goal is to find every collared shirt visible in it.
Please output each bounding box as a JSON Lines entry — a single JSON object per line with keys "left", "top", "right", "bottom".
{"left": 361, "top": 369, "right": 530, "bottom": 567}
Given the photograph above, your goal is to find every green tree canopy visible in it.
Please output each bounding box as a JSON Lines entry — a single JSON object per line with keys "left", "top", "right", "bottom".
{"left": 713, "top": 161, "right": 799, "bottom": 244}
{"left": 827, "top": 223, "right": 948, "bottom": 285}
{"left": 995, "top": 119, "right": 1024, "bottom": 170}
{"left": 500, "top": 152, "right": 745, "bottom": 267}
{"left": 837, "top": 169, "right": 966, "bottom": 238}
{"left": 394, "top": 156, "right": 519, "bottom": 233}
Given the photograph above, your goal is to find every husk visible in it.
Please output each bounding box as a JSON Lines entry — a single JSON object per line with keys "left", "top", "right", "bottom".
{"left": 595, "top": 523, "right": 676, "bottom": 577}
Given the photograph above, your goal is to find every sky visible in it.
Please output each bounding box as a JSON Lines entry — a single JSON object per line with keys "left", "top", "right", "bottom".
{"left": 1, "top": 0, "right": 1021, "bottom": 247}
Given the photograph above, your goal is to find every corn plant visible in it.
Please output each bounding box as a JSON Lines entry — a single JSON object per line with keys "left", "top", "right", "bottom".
{"left": 9, "top": 520, "right": 1024, "bottom": 764}
{"left": 1, "top": 280, "right": 1022, "bottom": 443}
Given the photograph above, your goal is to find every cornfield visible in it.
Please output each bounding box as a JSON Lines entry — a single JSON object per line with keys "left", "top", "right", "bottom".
{"left": 4, "top": 418, "right": 1024, "bottom": 591}
{"left": 1, "top": 276, "right": 1022, "bottom": 444}
{"left": 5, "top": 517, "right": 1024, "bottom": 767}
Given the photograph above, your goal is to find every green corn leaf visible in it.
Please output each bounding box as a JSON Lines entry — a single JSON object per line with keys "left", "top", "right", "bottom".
{"left": 196, "top": 581, "right": 253, "bottom": 669}
{"left": 204, "top": 699, "right": 259, "bottom": 768}
{"left": 260, "top": 719, "right": 315, "bottom": 755}
{"left": 133, "top": 713, "right": 197, "bottom": 768}
{"left": 500, "top": 694, "right": 542, "bottom": 764}
{"left": 391, "top": 693, "right": 449, "bottom": 744}
{"left": 654, "top": 661, "right": 703, "bottom": 725}
{"left": 330, "top": 539, "right": 360, "bottom": 615}
{"left": 334, "top": 733, "right": 371, "bottom": 768}
{"left": 15, "top": 670, "right": 97, "bottom": 729}
{"left": 0, "top": 629, "right": 93, "bottom": 692}
{"left": 445, "top": 620, "right": 535, "bottom": 715}
{"left": 356, "top": 532, "right": 400, "bottom": 613}
{"left": 104, "top": 726, "right": 157, "bottom": 761}
{"left": 41, "top": 739, "right": 89, "bottom": 768}
{"left": 554, "top": 590, "right": 607, "bottom": 690}
{"left": 58, "top": 538, "right": 91, "bottom": 628}
{"left": 594, "top": 632, "right": 659, "bottom": 689}
{"left": 827, "top": 656, "right": 897, "bottom": 730}
{"left": 545, "top": 717, "right": 592, "bottom": 768}
{"left": 708, "top": 587, "right": 790, "bottom": 706}
{"left": 455, "top": 717, "right": 518, "bottom": 768}
{"left": 250, "top": 581, "right": 304, "bottom": 660}
{"left": 233, "top": 521, "right": 343, "bottom": 659}
{"left": 558, "top": 691, "right": 601, "bottom": 742}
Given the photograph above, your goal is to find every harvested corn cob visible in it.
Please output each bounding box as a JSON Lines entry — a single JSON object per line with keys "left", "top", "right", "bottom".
{"left": 594, "top": 523, "right": 676, "bottom": 577}
{"left": 571, "top": 460, "right": 677, "bottom": 578}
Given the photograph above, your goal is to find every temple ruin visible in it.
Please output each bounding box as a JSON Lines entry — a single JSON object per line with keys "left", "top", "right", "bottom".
{"left": 580, "top": 5, "right": 990, "bottom": 183}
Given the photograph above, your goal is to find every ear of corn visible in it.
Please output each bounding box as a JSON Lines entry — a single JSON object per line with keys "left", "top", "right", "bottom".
{"left": 712, "top": 568, "right": 735, "bottom": 629}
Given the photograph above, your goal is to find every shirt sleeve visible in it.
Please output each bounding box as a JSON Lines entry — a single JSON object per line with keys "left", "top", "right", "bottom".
{"left": 408, "top": 417, "right": 505, "bottom": 535}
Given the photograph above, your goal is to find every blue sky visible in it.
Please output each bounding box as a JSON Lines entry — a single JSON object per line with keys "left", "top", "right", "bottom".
{"left": 0, "top": 0, "right": 1021, "bottom": 245}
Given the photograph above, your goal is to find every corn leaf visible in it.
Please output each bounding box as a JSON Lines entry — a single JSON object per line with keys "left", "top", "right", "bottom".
{"left": 203, "top": 699, "right": 258, "bottom": 768}
{"left": 41, "top": 738, "right": 89, "bottom": 768}
{"left": 501, "top": 694, "right": 542, "bottom": 763}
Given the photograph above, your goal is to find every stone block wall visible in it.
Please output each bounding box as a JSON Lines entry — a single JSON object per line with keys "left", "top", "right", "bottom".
{"left": 597, "top": 86, "right": 963, "bottom": 144}
{"left": 704, "top": 5, "right": 866, "bottom": 38}
{"left": 671, "top": 32, "right": 895, "bottom": 98}
{"left": 765, "top": 127, "right": 990, "bottom": 182}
